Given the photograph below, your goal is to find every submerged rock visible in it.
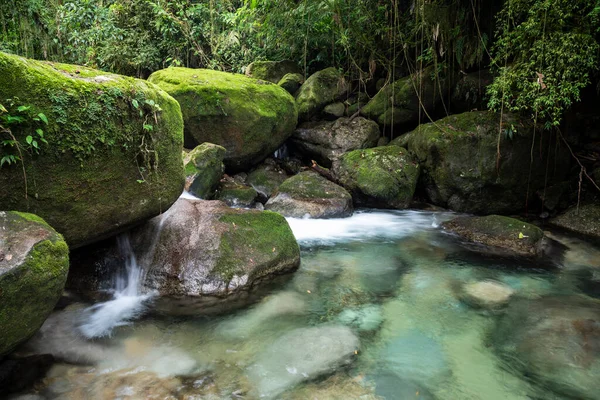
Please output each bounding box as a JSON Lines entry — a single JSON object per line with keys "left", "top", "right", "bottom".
{"left": 337, "top": 304, "right": 384, "bottom": 332}
{"left": 550, "top": 203, "right": 600, "bottom": 240}
{"left": 0, "top": 211, "right": 69, "bottom": 357}
{"left": 248, "top": 325, "right": 359, "bottom": 398}
{"left": 394, "top": 111, "right": 570, "bottom": 214}
{"left": 148, "top": 67, "right": 297, "bottom": 171}
{"left": 459, "top": 280, "right": 514, "bottom": 310}
{"left": 184, "top": 143, "right": 226, "bottom": 199}
{"left": 0, "top": 52, "right": 184, "bottom": 248}
{"left": 245, "top": 60, "right": 301, "bottom": 84}
{"left": 291, "top": 117, "right": 380, "bottom": 167}
{"left": 296, "top": 68, "right": 350, "bottom": 121}
{"left": 493, "top": 295, "right": 600, "bottom": 400}
{"left": 333, "top": 145, "right": 420, "bottom": 209}
{"left": 441, "top": 215, "right": 546, "bottom": 258}
{"left": 265, "top": 171, "right": 353, "bottom": 218}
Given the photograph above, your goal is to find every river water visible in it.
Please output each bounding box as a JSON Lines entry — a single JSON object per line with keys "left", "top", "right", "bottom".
{"left": 15, "top": 209, "right": 600, "bottom": 400}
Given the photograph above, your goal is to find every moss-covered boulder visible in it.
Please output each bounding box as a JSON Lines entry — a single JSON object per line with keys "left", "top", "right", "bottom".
{"left": 148, "top": 67, "right": 297, "bottom": 171}
{"left": 441, "top": 215, "right": 545, "bottom": 257}
{"left": 0, "top": 52, "right": 184, "bottom": 248}
{"left": 69, "top": 198, "right": 300, "bottom": 315}
{"left": 265, "top": 171, "right": 353, "bottom": 218}
{"left": 278, "top": 73, "right": 304, "bottom": 95}
{"left": 295, "top": 68, "right": 349, "bottom": 122}
{"left": 332, "top": 146, "right": 420, "bottom": 209}
{"left": 184, "top": 143, "right": 226, "bottom": 199}
{"left": 450, "top": 69, "right": 493, "bottom": 113}
{"left": 215, "top": 176, "right": 258, "bottom": 208}
{"left": 393, "top": 111, "right": 570, "bottom": 214}
{"left": 361, "top": 67, "right": 454, "bottom": 129}
{"left": 245, "top": 60, "right": 301, "bottom": 84}
{"left": 322, "top": 102, "right": 346, "bottom": 120}
{"left": 247, "top": 160, "right": 289, "bottom": 202}
{"left": 292, "top": 117, "right": 380, "bottom": 167}
{"left": 0, "top": 211, "right": 69, "bottom": 356}
{"left": 550, "top": 203, "right": 600, "bottom": 240}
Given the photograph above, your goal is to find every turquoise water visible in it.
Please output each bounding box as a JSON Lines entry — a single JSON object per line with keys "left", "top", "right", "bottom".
{"left": 19, "top": 210, "right": 600, "bottom": 399}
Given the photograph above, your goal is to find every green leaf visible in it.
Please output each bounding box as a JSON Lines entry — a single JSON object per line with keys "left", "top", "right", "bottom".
{"left": 38, "top": 113, "right": 48, "bottom": 125}
{"left": 0, "top": 104, "right": 7, "bottom": 113}
{"left": 143, "top": 124, "right": 153, "bottom": 131}
{"left": 32, "top": 140, "right": 39, "bottom": 149}
{"left": 35, "top": 128, "right": 44, "bottom": 137}
{"left": 132, "top": 99, "right": 139, "bottom": 109}
{"left": 26, "top": 135, "right": 33, "bottom": 145}
{"left": 17, "top": 105, "right": 30, "bottom": 112}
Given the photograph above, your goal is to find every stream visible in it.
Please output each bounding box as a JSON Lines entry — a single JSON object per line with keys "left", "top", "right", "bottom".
{"left": 15, "top": 209, "right": 600, "bottom": 400}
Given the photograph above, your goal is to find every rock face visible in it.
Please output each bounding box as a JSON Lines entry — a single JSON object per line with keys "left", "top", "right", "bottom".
{"left": 394, "top": 111, "right": 570, "bottom": 214}
{"left": 148, "top": 67, "right": 297, "bottom": 171}
{"left": 70, "top": 198, "right": 301, "bottom": 315}
{"left": 441, "top": 215, "right": 545, "bottom": 257}
{"left": 295, "top": 68, "right": 349, "bottom": 121}
{"left": 550, "top": 203, "right": 600, "bottom": 240}
{"left": 246, "top": 160, "right": 289, "bottom": 202}
{"left": 184, "top": 143, "right": 226, "bottom": 199}
{"left": 245, "top": 60, "right": 301, "bottom": 84}
{"left": 493, "top": 296, "right": 600, "bottom": 400}
{"left": 0, "top": 52, "right": 184, "bottom": 248}
{"left": 459, "top": 280, "right": 514, "bottom": 310}
{"left": 333, "top": 145, "right": 420, "bottom": 208}
{"left": 248, "top": 325, "right": 359, "bottom": 399}
{"left": 361, "top": 67, "right": 453, "bottom": 129}
{"left": 291, "top": 117, "right": 380, "bottom": 167}
{"left": 265, "top": 171, "right": 353, "bottom": 218}
{"left": 0, "top": 211, "right": 69, "bottom": 356}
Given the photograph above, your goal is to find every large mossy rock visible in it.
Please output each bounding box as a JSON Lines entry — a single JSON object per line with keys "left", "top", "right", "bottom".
{"left": 295, "top": 68, "right": 349, "bottom": 122}
{"left": 215, "top": 177, "right": 258, "bottom": 208}
{"left": 441, "top": 215, "right": 545, "bottom": 257}
{"left": 148, "top": 67, "right": 297, "bottom": 172}
{"left": 361, "top": 67, "right": 454, "bottom": 129}
{"left": 0, "top": 211, "right": 69, "bottom": 356}
{"left": 0, "top": 52, "right": 184, "bottom": 248}
{"left": 246, "top": 160, "right": 289, "bottom": 202}
{"left": 393, "top": 111, "right": 570, "bottom": 214}
{"left": 493, "top": 295, "right": 600, "bottom": 400}
{"left": 550, "top": 203, "right": 600, "bottom": 240}
{"left": 450, "top": 69, "right": 493, "bottom": 114}
{"left": 184, "top": 143, "right": 226, "bottom": 199}
{"left": 245, "top": 60, "right": 301, "bottom": 84}
{"left": 291, "top": 117, "right": 380, "bottom": 167}
{"left": 70, "top": 198, "right": 300, "bottom": 315}
{"left": 332, "top": 145, "right": 420, "bottom": 209}
{"left": 278, "top": 73, "right": 304, "bottom": 95}
{"left": 265, "top": 171, "right": 353, "bottom": 218}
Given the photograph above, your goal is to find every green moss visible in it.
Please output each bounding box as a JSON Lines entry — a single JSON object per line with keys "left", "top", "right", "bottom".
{"left": 277, "top": 171, "right": 350, "bottom": 200}
{"left": 550, "top": 203, "right": 600, "bottom": 239}
{"left": 278, "top": 73, "right": 304, "bottom": 95}
{"left": 0, "top": 52, "right": 185, "bottom": 247}
{"left": 185, "top": 143, "right": 226, "bottom": 199}
{"left": 216, "top": 181, "right": 258, "bottom": 207}
{"left": 214, "top": 210, "right": 300, "bottom": 282}
{"left": 246, "top": 60, "right": 301, "bottom": 84}
{"left": 295, "top": 68, "right": 348, "bottom": 121}
{"left": 148, "top": 67, "right": 297, "bottom": 171}
{"left": 335, "top": 145, "right": 420, "bottom": 208}
{"left": 247, "top": 164, "right": 288, "bottom": 199}
{"left": 0, "top": 212, "right": 69, "bottom": 356}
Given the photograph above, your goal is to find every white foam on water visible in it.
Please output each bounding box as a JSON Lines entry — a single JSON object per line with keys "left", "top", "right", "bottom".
{"left": 286, "top": 210, "right": 454, "bottom": 246}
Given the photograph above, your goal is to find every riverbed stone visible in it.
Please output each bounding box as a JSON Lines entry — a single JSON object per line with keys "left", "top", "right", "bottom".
{"left": 441, "top": 215, "right": 545, "bottom": 258}
{"left": 215, "top": 177, "right": 258, "bottom": 208}
{"left": 265, "top": 171, "right": 353, "bottom": 218}
{"left": 245, "top": 60, "right": 301, "bottom": 84}
{"left": 493, "top": 295, "right": 600, "bottom": 400}
{"left": 296, "top": 68, "right": 350, "bottom": 121}
{"left": 333, "top": 145, "right": 420, "bottom": 208}
{"left": 246, "top": 160, "right": 289, "bottom": 202}
{"left": 0, "top": 211, "right": 69, "bottom": 357}
{"left": 393, "top": 111, "right": 570, "bottom": 214}
{"left": 148, "top": 67, "right": 297, "bottom": 171}
{"left": 0, "top": 52, "right": 184, "bottom": 248}
{"left": 550, "top": 203, "right": 600, "bottom": 240}
{"left": 184, "top": 143, "right": 226, "bottom": 199}
{"left": 337, "top": 304, "right": 384, "bottom": 332}
{"left": 248, "top": 325, "right": 359, "bottom": 399}
{"left": 291, "top": 117, "right": 380, "bottom": 167}
{"left": 459, "top": 280, "right": 514, "bottom": 309}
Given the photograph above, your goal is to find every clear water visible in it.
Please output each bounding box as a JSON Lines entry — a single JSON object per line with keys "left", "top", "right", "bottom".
{"left": 21, "top": 210, "right": 600, "bottom": 399}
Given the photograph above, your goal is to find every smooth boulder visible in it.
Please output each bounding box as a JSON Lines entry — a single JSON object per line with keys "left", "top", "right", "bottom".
{"left": 278, "top": 72, "right": 304, "bottom": 95}
{"left": 148, "top": 67, "right": 297, "bottom": 171}
{"left": 295, "top": 68, "right": 349, "bottom": 121}
{"left": 459, "top": 280, "right": 514, "bottom": 310}
{"left": 394, "top": 111, "right": 570, "bottom": 214}
{"left": 0, "top": 52, "right": 184, "bottom": 248}
{"left": 550, "top": 203, "right": 600, "bottom": 240}
{"left": 291, "top": 117, "right": 380, "bottom": 167}
{"left": 333, "top": 145, "right": 420, "bottom": 208}
{"left": 0, "top": 211, "right": 69, "bottom": 356}
{"left": 245, "top": 60, "right": 301, "bottom": 84}
{"left": 442, "top": 215, "right": 545, "bottom": 257}
{"left": 184, "top": 143, "right": 226, "bottom": 199}
{"left": 265, "top": 171, "right": 353, "bottom": 218}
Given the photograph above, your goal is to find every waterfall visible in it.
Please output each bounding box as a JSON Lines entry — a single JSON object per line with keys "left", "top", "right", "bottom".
{"left": 273, "top": 143, "right": 289, "bottom": 159}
